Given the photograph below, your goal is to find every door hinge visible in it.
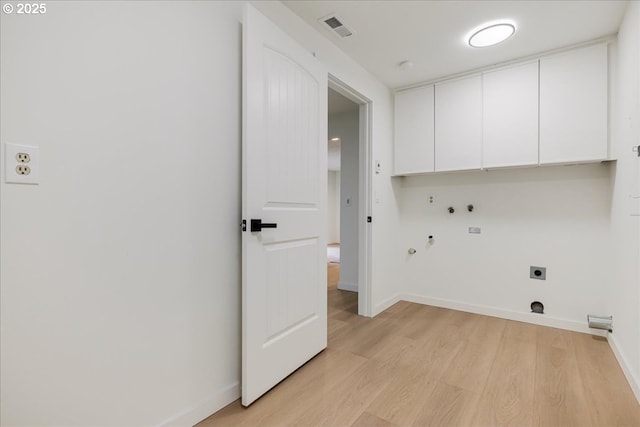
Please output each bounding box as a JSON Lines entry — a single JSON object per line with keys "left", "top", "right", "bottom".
{"left": 241, "top": 219, "right": 247, "bottom": 232}
{"left": 367, "top": 216, "right": 372, "bottom": 223}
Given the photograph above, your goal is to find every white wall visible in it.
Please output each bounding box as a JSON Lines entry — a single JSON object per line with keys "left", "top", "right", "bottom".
{"left": 1, "top": 2, "right": 243, "bottom": 425}
{"left": 1, "top": 1, "right": 399, "bottom": 425}
{"left": 327, "top": 171, "right": 340, "bottom": 244}
{"left": 607, "top": 0, "right": 640, "bottom": 399}
{"left": 330, "top": 111, "right": 359, "bottom": 291}
{"left": 397, "top": 164, "right": 612, "bottom": 330}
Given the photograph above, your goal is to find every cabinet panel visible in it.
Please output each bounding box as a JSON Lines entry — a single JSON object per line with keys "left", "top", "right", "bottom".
{"left": 394, "top": 85, "right": 435, "bottom": 174}
{"left": 540, "top": 43, "right": 608, "bottom": 164}
{"left": 435, "top": 75, "right": 482, "bottom": 172}
{"left": 483, "top": 62, "right": 539, "bottom": 168}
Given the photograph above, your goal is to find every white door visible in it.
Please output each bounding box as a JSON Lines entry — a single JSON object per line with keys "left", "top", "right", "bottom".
{"left": 483, "top": 62, "right": 539, "bottom": 169}
{"left": 394, "top": 85, "right": 435, "bottom": 174}
{"left": 434, "top": 75, "right": 482, "bottom": 172}
{"left": 242, "top": 5, "right": 328, "bottom": 406}
{"left": 539, "top": 43, "right": 608, "bottom": 164}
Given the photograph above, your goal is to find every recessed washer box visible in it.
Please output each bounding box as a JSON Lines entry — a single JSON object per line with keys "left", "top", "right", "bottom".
{"left": 530, "top": 266, "right": 546, "bottom": 280}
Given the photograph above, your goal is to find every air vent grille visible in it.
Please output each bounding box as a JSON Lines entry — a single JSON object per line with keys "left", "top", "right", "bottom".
{"left": 324, "top": 17, "right": 342, "bottom": 29}
{"left": 319, "top": 14, "right": 354, "bottom": 39}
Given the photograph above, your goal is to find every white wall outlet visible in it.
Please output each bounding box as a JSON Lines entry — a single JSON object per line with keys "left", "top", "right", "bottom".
{"left": 5, "top": 143, "right": 39, "bottom": 184}
{"left": 16, "top": 165, "right": 31, "bottom": 175}
{"left": 375, "top": 160, "right": 381, "bottom": 174}
{"left": 428, "top": 194, "right": 436, "bottom": 204}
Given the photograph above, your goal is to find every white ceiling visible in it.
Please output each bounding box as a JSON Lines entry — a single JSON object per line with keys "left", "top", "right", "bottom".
{"left": 328, "top": 88, "right": 359, "bottom": 114}
{"left": 283, "top": 0, "right": 628, "bottom": 89}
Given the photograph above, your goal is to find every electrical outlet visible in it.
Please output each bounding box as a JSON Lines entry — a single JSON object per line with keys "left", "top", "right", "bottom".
{"left": 16, "top": 152, "right": 31, "bottom": 163}
{"left": 428, "top": 194, "right": 436, "bottom": 204}
{"left": 5, "top": 143, "right": 39, "bottom": 184}
{"left": 16, "top": 165, "right": 31, "bottom": 175}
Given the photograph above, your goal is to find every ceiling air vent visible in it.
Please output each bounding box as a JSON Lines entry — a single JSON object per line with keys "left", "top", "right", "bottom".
{"left": 320, "top": 14, "right": 353, "bottom": 38}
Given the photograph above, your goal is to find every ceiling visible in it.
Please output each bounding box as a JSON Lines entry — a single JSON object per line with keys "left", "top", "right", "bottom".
{"left": 283, "top": 0, "right": 628, "bottom": 89}
{"left": 329, "top": 88, "right": 359, "bottom": 114}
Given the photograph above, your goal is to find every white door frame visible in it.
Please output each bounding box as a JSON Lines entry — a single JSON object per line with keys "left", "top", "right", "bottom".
{"left": 328, "top": 75, "right": 373, "bottom": 317}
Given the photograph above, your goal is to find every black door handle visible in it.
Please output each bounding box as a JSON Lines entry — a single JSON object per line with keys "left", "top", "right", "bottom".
{"left": 250, "top": 219, "right": 277, "bottom": 232}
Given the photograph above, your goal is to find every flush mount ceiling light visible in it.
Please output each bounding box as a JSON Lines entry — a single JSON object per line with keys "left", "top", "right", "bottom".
{"left": 467, "top": 21, "right": 516, "bottom": 48}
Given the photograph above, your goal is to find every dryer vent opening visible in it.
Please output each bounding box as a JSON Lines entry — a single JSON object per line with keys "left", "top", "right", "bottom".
{"left": 531, "top": 301, "right": 544, "bottom": 314}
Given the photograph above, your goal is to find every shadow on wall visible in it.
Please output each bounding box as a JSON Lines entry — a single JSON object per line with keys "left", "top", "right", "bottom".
{"left": 396, "top": 162, "right": 614, "bottom": 221}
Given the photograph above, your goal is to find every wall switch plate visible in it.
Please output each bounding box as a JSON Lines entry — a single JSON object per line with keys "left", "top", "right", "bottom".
{"left": 630, "top": 195, "right": 640, "bottom": 216}
{"left": 468, "top": 227, "right": 481, "bottom": 234}
{"left": 5, "top": 143, "right": 39, "bottom": 184}
{"left": 530, "top": 266, "right": 546, "bottom": 280}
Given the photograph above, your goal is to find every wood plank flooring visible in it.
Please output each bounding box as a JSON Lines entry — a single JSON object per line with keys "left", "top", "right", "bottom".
{"left": 199, "top": 263, "right": 640, "bottom": 427}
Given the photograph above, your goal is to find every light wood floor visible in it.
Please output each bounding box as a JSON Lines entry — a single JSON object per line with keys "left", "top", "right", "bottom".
{"left": 199, "top": 263, "right": 640, "bottom": 427}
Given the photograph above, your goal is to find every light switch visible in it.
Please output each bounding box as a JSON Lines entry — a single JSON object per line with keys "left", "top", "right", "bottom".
{"left": 631, "top": 195, "right": 640, "bottom": 216}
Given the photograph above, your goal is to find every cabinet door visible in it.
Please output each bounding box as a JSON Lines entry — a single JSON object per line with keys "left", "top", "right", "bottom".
{"left": 435, "top": 75, "right": 482, "bottom": 172}
{"left": 483, "top": 62, "right": 539, "bottom": 168}
{"left": 394, "top": 85, "right": 434, "bottom": 174}
{"left": 540, "top": 43, "right": 608, "bottom": 164}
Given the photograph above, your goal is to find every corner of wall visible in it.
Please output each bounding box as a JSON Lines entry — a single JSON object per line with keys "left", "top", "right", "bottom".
{"left": 157, "top": 382, "right": 240, "bottom": 427}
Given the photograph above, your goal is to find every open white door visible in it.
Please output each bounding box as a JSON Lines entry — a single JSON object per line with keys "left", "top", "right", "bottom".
{"left": 242, "top": 5, "right": 328, "bottom": 406}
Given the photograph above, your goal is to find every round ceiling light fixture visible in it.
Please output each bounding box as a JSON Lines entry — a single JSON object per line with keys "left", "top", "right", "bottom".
{"left": 467, "top": 21, "right": 516, "bottom": 48}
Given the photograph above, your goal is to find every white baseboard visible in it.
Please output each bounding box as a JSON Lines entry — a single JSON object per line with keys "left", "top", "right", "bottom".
{"left": 373, "top": 293, "right": 401, "bottom": 317}
{"left": 337, "top": 281, "right": 358, "bottom": 292}
{"left": 156, "top": 381, "right": 240, "bottom": 427}
{"left": 607, "top": 333, "right": 640, "bottom": 404}
{"left": 400, "top": 293, "right": 607, "bottom": 337}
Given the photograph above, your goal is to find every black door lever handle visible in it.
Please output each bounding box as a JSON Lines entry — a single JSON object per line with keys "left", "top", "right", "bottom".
{"left": 251, "top": 219, "right": 277, "bottom": 232}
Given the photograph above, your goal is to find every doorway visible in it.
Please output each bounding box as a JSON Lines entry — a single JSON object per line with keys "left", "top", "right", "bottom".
{"left": 327, "top": 76, "right": 372, "bottom": 317}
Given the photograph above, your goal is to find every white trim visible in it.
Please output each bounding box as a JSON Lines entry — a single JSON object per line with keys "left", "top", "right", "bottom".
{"left": 401, "top": 293, "right": 607, "bottom": 336}
{"left": 373, "top": 293, "right": 402, "bottom": 317}
{"left": 337, "top": 281, "right": 358, "bottom": 292}
{"left": 156, "top": 382, "right": 240, "bottom": 427}
{"left": 607, "top": 333, "right": 640, "bottom": 404}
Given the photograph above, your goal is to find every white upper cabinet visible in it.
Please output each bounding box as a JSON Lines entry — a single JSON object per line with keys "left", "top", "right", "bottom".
{"left": 539, "top": 43, "right": 608, "bottom": 164}
{"left": 483, "top": 61, "right": 539, "bottom": 168}
{"left": 435, "top": 75, "right": 482, "bottom": 172}
{"left": 394, "top": 85, "right": 435, "bottom": 174}
{"left": 392, "top": 42, "right": 608, "bottom": 176}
